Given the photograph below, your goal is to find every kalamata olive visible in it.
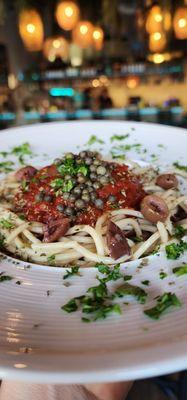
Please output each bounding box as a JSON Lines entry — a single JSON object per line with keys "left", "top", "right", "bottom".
{"left": 56, "top": 204, "right": 64, "bottom": 212}
{"left": 15, "top": 166, "right": 37, "bottom": 182}
{"left": 75, "top": 199, "right": 85, "bottom": 209}
{"left": 94, "top": 198, "right": 104, "bottom": 209}
{"left": 141, "top": 195, "right": 169, "bottom": 223}
{"left": 171, "top": 206, "right": 187, "bottom": 223}
{"left": 106, "top": 221, "right": 131, "bottom": 260}
{"left": 43, "top": 218, "right": 70, "bottom": 243}
{"left": 156, "top": 174, "right": 178, "bottom": 190}
{"left": 96, "top": 166, "right": 106, "bottom": 175}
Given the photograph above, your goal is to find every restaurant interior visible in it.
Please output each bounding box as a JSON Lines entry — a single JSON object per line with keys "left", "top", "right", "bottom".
{"left": 0, "top": 1, "right": 187, "bottom": 399}
{"left": 0, "top": 0, "right": 187, "bottom": 130}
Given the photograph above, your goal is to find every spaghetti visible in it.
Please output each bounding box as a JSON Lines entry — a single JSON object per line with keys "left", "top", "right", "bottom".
{"left": 0, "top": 150, "right": 186, "bottom": 267}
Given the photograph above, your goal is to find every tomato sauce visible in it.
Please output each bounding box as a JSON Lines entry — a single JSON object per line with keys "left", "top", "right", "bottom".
{"left": 14, "top": 162, "right": 145, "bottom": 227}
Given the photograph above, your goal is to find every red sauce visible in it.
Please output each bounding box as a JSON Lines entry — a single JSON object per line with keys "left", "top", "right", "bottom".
{"left": 14, "top": 162, "right": 145, "bottom": 227}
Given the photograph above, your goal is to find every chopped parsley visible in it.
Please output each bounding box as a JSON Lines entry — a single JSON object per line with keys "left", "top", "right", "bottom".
{"left": 93, "top": 304, "right": 121, "bottom": 321}
{"left": 173, "top": 264, "right": 187, "bottom": 277}
{"left": 0, "top": 161, "right": 14, "bottom": 173}
{"left": 0, "top": 151, "right": 8, "bottom": 157}
{"left": 0, "top": 218, "right": 15, "bottom": 230}
{"left": 174, "top": 225, "right": 185, "bottom": 239}
{"left": 61, "top": 298, "right": 78, "bottom": 313}
{"left": 0, "top": 272, "right": 13, "bottom": 282}
{"left": 97, "top": 263, "right": 123, "bottom": 283}
{"left": 62, "top": 180, "right": 74, "bottom": 193}
{"left": 47, "top": 254, "right": 56, "bottom": 264}
{"left": 110, "top": 134, "right": 129, "bottom": 142}
{"left": 63, "top": 266, "right": 80, "bottom": 280}
{"left": 110, "top": 152, "right": 126, "bottom": 160}
{"left": 50, "top": 178, "right": 64, "bottom": 189}
{"left": 57, "top": 157, "right": 89, "bottom": 179}
{"left": 141, "top": 280, "right": 150, "bottom": 286}
{"left": 124, "top": 275, "right": 132, "bottom": 281}
{"left": 173, "top": 162, "right": 187, "bottom": 172}
{"left": 113, "top": 283, "right": 147, "bottom": 304}
{"left": 165, "top": 240, "right": 187, "bottom": 260}
{"left": 77, "top": 165, "right": 88, "bottom": 176}
{"left": 144, "top": 292, "right": 181, "bottom": 320}
{"left": 159, "top": 272, "right": 167, "bottom": 280}
{"left": 87, "top": 135, "right": 104, "bottom": 145}
{"left": 50, "top": 178, "right": 74, "bottom": 193}
{"left": 11, "top": 142, "right": 33, "bottom": 165}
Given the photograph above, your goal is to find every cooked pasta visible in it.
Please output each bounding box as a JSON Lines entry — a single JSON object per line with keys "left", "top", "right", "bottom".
{"left": 0, "top": 150, "right": 186, "bottom": 267}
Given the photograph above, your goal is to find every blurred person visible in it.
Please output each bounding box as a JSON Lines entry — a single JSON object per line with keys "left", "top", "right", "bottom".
{"left": 0, "top": 381, "right": 133, "bottom": 400}
{"left": 98, "top": 88, "right": 113, "bottom": 110}
{"left": 82, "top": 87, "right": 92, "bottom": 109}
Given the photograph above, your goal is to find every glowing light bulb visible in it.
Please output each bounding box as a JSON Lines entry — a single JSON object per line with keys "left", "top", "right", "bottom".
{"left": 26, "top": 23, "right": 36, "bottom": 33}
{"left": 80, "top": 25, "right": 88, "bottom": 35}
{"left": 178, "top": 18, "right": 187, "bottom": 28}
{"left": 65, "top": 6, "right": 73, "bottom": 17}
{"left": 53, "top": 39, "right": 61, "bottom": 49}
{"left": 153, "top": 32, "right": 162, "bottom": 40}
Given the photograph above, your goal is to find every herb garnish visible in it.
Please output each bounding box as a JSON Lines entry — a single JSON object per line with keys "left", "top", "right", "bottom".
{"left": 0, "top": 161, "right": 14, "bottom": 173}
{"left": 144, "top": 292, "right": 181, "bottom": 320}
{"left": 47, "top": 254, "right": 56, "bottom": 264}
{"left": 165, "top": 240, "right": 187, "bottom": 260}
{"left": 110, "top": 134, "right": 129, "bottom": 142}
{"left": 11, "top": 142, "right": 33, "bottom": 165}
{"left": 174, "top": 225, "right": 185, "bottom": 239}
{"left": 63, "top": 266, "right": 80, "bottom": 280}
{"left": 0, "top": 272, "right": 13, "bottom": 282}
{"left": 173, "top": 264, "right": 187, "bottom": 277}
{"left": 124, "top": 275, "right": 132, "bottom": 281}
{"left": 159, "top": 272, "right": 167, "bottom": 280}
{"left": 173, "top": 162, "right": 187, "bottom": 172}
{"left": 0, "top": 218, "right": 15, "bottom": 230}
{"left": 141, "top": 280, "right": 150, "bottom": 286}
{"left": 113, "top": 283, "right": 147, "bottom": 304}
{"left": 87, "top": 135, "right": 104, "bottom": 145}
{"left": 96, "top": 263, "right": 123, "bottom": 283}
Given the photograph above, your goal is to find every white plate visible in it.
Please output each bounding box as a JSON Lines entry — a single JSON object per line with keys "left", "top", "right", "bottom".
{"left": 0, "top": 121, "right": 187, "bottom": 384}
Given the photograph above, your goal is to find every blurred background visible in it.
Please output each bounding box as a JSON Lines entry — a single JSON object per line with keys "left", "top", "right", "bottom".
{"left": 0, "top": 0, "right": 187, "bottom": 130}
